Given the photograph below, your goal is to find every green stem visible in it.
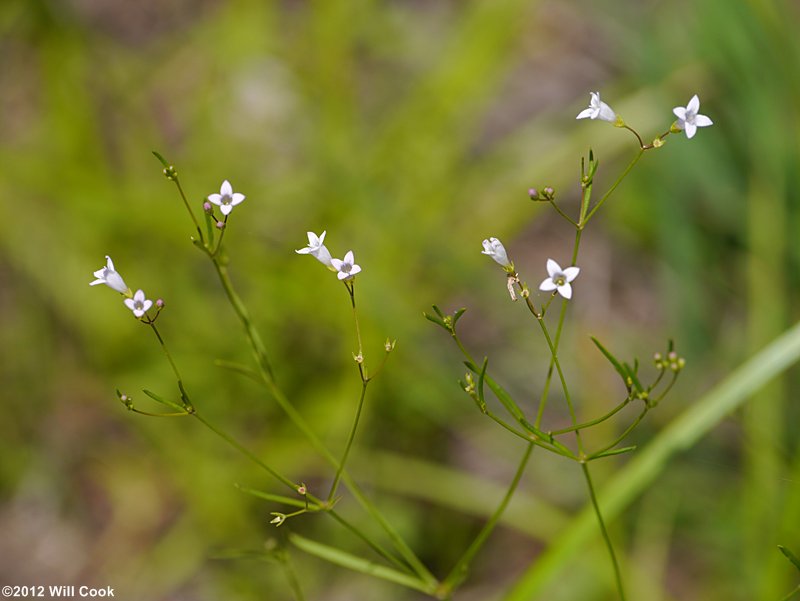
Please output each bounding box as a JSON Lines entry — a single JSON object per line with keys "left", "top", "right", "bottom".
{"left": 583, "top": 149, "right": 644, "bottom": 225}
{"left": 211, "top": 259, "right": 275, "bottom": 379}
{"left": 438, "top": 443, "right": 534, "bottom": 597}
{"left": 536, "top": 319, "right": 582, "bottom": 447}
{"left": 172, "top": 176, "right": 203, "bottom": 241}
{"left": 212, "top": 215, "right": 228, "bottom": 256}
{"left": 780, "top": 584, "right": 800, "bottom": 601}
{"left": 548, "top": 199, "right": 579, "bottom": 227}
{"left": 581, "top": 463, "right": 627, "bottom": 600}
{"left": 549, "top": 397, "right": 632, "bottom": 436}
{"left": 193, "top": 411, "right": 298, "bottom": 490}
{"left": 587, "top": 405, "right": 649, "bottom": 460}
{"left": 255, "top": 371, "right": 436, "bottom": 586}
{"left": 328, "top": 381, "right": 368, "bottom": 503}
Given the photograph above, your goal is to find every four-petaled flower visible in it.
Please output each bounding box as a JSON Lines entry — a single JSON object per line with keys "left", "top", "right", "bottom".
{"left": 539, "top": 259, "right": 580, "bottom": 300}
{"left": 331, "top": 250, "right": 361, "bottom": 280}
{"left": 576, "top": 92, "right": 616, "bottom": 123}
{"left": 295, "top": 231, "right": 333, "bottom": 267}
{"left": 481, "top": 237, "right": 512, "bottom": 268}
{"left": 207, "top": 180, "right": 246, "bottom": 216}
{"left": 124, "top": 289, "right": 153, "bottom": 318}
{"left": 672, "top": 94, "right": 713, "bottom": 139}
{"left": 90, "top": 255, "right": 130, "bottom": 295}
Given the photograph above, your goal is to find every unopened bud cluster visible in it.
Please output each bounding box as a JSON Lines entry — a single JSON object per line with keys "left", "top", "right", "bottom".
{"left": 654, "top": 350, "right": 686, "bottom": 373}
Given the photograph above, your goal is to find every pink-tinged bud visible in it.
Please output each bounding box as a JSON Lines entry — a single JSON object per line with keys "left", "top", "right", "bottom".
{"left": 216, "top": 221, "right": 225, "bottom": 229}
{"left": 528, "top": 188, "right": 539, "bottom": 199}
{"left": 156, "top": 299, "right": 165, "bottom": 308}
{"left": 544, "top": 186, "right": 554, "bottom": 196}
{"left": 203, "top": 201, "right": 213, "bottom": 213}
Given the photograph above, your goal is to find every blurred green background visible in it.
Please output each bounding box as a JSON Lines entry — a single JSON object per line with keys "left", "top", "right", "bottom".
{"left": 2, "top": 0, "right": 799, "bottom": 599}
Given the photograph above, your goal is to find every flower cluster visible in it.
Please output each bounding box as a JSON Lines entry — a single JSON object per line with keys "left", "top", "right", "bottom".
{"left": 481, "top": 238, "right": 581, "bottom": 301}
{"left": 576, "top": 91, "right": 713, "bottom": 139}
{"left": 296, "top": 231, "right": 361, "bottom": 281}
{"left": 90, "top": 256, "right": 157, "bottom": 320}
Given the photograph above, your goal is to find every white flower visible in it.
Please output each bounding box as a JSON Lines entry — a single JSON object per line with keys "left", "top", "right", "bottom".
{"left": 539, "top": 259, "right": 580, "bottom": 300}
{"left": 90, "top": 255, "right": 130, "bottom": 294}
{"left": 481, "top": 237, "right": 511, "bottom": 268}
{"left": 207, "top": 180, "right": 246, "bottom": 216}
{"left": 672, "top": 95, "right": 713, "bottom": 139}
{"left": 124, "top": 289, "right": 153, "bottom": 318}
{"left": 295, "top": 231, "right": 333, "bottom": 267}
{"left": 331, "top": 250, "right": 361, "bottom": 281}
{"left": 576, "top": 92, "right": 617, "bottom": 123}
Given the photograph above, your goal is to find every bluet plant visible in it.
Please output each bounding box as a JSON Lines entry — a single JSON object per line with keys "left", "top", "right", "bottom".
{"left": 90, "top": 89, "right": 715, "bottom": 600}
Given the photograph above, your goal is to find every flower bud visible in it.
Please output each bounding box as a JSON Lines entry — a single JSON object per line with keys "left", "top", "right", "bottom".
{"left": 216, "top": 221, "right": 225, "bottom": 229}
{"left": 203, "top": 201, "right": 213, "bottom": 213}
{"left": 156, "top": 298, "right": 165, "bottom": 308}
{"left": 528, "top": 188, "right": 539, "bottom": 200}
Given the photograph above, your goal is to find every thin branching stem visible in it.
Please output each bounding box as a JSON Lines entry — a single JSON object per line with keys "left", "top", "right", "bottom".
{"left": 581, "top": 463, "right": 627, "bottom": 600}
{"left": 328, "top": 381, "right": 368, "bottom": 503}
{"left": 549, "top": 397, "right": 632, "bottom": 436}
{"left": 439, "top": 443, "right": 534, "bottom": 597}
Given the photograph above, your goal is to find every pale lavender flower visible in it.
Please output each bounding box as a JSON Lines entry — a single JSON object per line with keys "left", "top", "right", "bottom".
{"left": 90, "top": 255, "right": 129, "bottom": 295}
{"left": 207, "top": 180, "right": 246, "bottom": 216}
{"left": 124, "top": 289, "right": 153, "bottom": 318}
{"left": 576, "top": 92, "right": 617, "bottom": 123}
{"left": 331, "top": 250, "right": 361, "bottom": 281}
{"left": 481, "top": 237, "right": 512, "bottom": 268}
{"left": 539, "top": 259, "right": 580, "bottom": 299}
{"left": 672, "top": 94, "right": 713, "bottom": 139}
{"left": 296, "top": 231, "right": 333, "bottom": 267}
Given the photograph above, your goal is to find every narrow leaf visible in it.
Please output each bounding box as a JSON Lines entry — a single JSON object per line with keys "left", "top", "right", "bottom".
{"left": 591, "top": 337, "right": 629, "bottom": 385}
{"left": 423, "top": 312, "right": 447, "bottom": 329}
{"left": 623, "top": 362, "right": 644, "bottom": 393}
{"left": 151, "top": 150, "right": 170, "bottom": 168}
{"left": 779, "top": 545, "right": 800, "bottom": 572}
{"left": 452, "top": 307, "right": 467, "bottom": 326}
{"left": 234, "top": 484, "right": 308, "bottom": 510}
{"left": 142, "top": 389, "right": 184, "bottom": 411}
{"left": 289, "top": 533, "right": 432, "bottom": 594}
{"left": 589, "top": 446, "right": 637, "bottom": 460}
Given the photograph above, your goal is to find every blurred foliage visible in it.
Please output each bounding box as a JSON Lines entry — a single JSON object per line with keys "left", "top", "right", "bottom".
{"left": 1, "top": 0, "right": 799, "bottom": 599}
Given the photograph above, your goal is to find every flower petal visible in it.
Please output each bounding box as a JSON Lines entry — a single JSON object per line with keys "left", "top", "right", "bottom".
{"left": 330, "top": 258, "right": 343, "bottom": 271}
{"left": 220, "top": 180, "right": 233, "bottom": 196}
{"left": 546, "top": 258, "right": 561, "bottom": 277}
{"left": 343, "top": 250, "right": 355, "bottom": 264}
{"left": 694, "top": 114, "right": 713, "bottom": 127}
{"left": 337, "top": 271, "right": 349, "bottom": 280}
{"left": 142, "top": 299, "right": 153, "bottom": 312}
{"left": 687, "top": 95, "right": 700, "bottom": 114}
{"left": 562, "top": 266, "right": 580, "bottom": 282}
{"left": 124, "top": 298, "right": 135, "bottom": 311}
{"left": 231, "top": 193, "right": 245, "bottom": 205}
{"left": 576, "top": 108, "right": 594, "bottom": 120}
{"left": 557, "top": 283, "right": 573, "bottom": 299}
{"left": 349, "top": 264, "right": 361, "bottom": 276}
{"left": 207, "top": 194, "right": 222, "bottom": 205}
{"left": 296, "top": 247, "right": 312, "bottom": 254}
{"left": 684, "top": 122, "right": 697, "bottom": 139}
{"left": 539, "top": 278, "right": 557, "bottom": 292}
{"left": 673, "top": 107, "right": 686, "bottom": 120}
{"left": 220, "top": 204, "right": 233, "bottom": 216}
